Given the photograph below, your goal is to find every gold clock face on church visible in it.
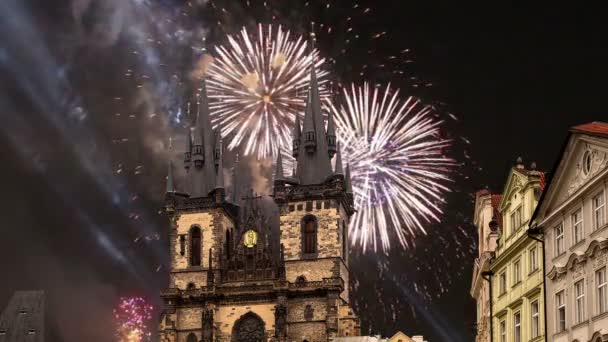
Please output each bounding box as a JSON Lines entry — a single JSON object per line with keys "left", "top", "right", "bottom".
{"left": 243, "top": 229, "right": 258, "bottom": 248}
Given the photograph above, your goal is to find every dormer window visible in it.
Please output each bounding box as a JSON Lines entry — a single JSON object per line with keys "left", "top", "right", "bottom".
{"left": 306, "top": 132, "right": 315, "bottom": 142}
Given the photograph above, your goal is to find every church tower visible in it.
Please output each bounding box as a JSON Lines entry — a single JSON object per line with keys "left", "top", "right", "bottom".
{"left": 272, "top": 59, "right": 358, "bottom": 337}
{"left": 161, "top": 77, "right": 237, "bottom": 342}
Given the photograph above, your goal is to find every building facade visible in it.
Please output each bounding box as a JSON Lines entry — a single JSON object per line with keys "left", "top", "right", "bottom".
{"left": 531, "top": 122, "right": 608, "bottom": 342}
{"left": 490, "top": 160, "right": 545, "bottom": 342}
{"left": 471, "top": 190, "right": 501, "bottom": 342}
{"left": 158, "top": 65, "right": 360, "bottom": 342}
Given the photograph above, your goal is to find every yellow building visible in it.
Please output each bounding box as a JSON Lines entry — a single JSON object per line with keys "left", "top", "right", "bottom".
{"left": 490, "top": 158, "right": 545, "bottom": 342}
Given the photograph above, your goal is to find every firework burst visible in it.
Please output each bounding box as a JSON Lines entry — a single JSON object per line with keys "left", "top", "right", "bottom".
{"left": 207, "top": 23, "right": 329, "bottom": 159}
{"left": 329, "top": 83, "right": 455, "bottom": 252}
{"left": 114, "top": 296, "right": 153, "bottom": 342}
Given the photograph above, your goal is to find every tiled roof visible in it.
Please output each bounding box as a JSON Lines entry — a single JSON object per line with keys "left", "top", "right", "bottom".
{"left": 570, "top": 121, "right": 608, "bottom": 137}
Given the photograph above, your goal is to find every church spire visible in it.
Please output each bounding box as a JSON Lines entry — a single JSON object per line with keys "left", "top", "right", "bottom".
{"left": 291, "top": 27, "right": 333, "bottom": 185}
{"left": 188, "top": 76, "right": 218, "bottom": 197}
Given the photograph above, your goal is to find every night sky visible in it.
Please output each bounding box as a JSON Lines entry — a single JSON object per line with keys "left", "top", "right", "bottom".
{"left": 0, "top": 1, "right": 606, "bottom": 341}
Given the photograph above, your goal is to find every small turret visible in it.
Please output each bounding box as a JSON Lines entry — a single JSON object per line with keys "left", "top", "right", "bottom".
{"left": 166, "top": 160, "right": 176, "bottom": 193}
{"left": 334, "top": 142, "right": 344, "bottom": 177}
{"left": 515, "top": 156, "right": 524, "bottom": 169}
{"left": 192, "top": 95, "right": 205, "bottom": 168}
{"left": 303, "top": 93, "right": 317, "bottom": 153}
{"left": 214, "top": 127, "right": 222, "bottom": 167}
{"left": 184, "top": 128, "right": 193, "bottom": 170}
{"left": 345, "top": 162, "right": 353, "bottom": 194}
{"left": 292, "top": 115, "right": 302, "bottom": 158}
{"left": 326, "top": 110, "right": 337, "bottom": 158}
{"left": 274, "top": 152, "right": 286, "bottom": 184}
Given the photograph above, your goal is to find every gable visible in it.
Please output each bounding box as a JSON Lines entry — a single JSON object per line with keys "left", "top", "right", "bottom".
{"left": 536, "top": 133, "right": 608, "bottom": 220}
{"left": 499, "top": 169, "right": 527, "bottom": 212}
{"left": 389, "top": 331, "right": 413, "bottom": 342}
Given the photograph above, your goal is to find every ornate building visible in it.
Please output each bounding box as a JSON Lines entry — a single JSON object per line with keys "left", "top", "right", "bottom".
{"left": 531, "top": 122, "right": 608, "bottom": 342}
{"left": 470, "top": 190, "right": 501, "bottom": 342}
{"left": 158, "top": 64, "right": 360, "bottom": 342}
{"left": 489, "top": 158, "right": 545, "bottom": 342}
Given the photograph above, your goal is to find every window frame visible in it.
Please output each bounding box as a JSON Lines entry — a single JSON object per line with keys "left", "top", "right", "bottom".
{"left": 556, "top": 290, "right": 566, "bottom": 332}
{"left": 531, "top": 300, "right": 539, "bottom": 338}
{"left": 597, "top": 267, "right": 607, "bottom": 315}
{"left": 301, "top": 215, "right": 318, "bottom": 256}
{"left": 189, "top": 225, "right": 202, "bottom": 267}
{"left": 572, "top": 208, "right": 584, "bottom": 244}
{"left": 555, "top": 223, "right": 565, "bottom": 257}
{"left": 499, "top": 319, "right": 506, "bottom": 342}
{"left": 513, "top": 311, "right": 521, "bottom": 342}
{"left": 529, "top": 246, "right": 538, "bottom": 273}
{"left": 574, "top": 279, "right": 585, "bottom": 324}
{"left": 593, "top": 191, "right": 606, "bottom": 230}
{"left": 513, "top": 259, "right": 521, "bottom": 285}
{"left": 499, "top": 271, "right": 507, "bottom": 295}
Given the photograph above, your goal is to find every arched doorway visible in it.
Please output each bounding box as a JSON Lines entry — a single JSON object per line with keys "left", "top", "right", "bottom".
{"left": 231, "top": 312, "right": 266, "bottom": 342}
{"left": 186, "top": 332, "right": 197, "bottom": 342}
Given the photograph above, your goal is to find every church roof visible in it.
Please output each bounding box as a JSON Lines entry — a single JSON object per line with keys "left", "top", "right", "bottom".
{"left": 293, "top": 65, "right": 334, "bottom": 185}
{"left": 571, "top": 121, "right": 608, "bottom": 137}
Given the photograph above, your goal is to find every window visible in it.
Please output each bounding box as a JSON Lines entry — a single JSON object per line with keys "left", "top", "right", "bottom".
{"left": 510, "top": 206, "right": 522, "bottom": 233}
{"left": 529, "top": 246, "right": 538, "bottom": 273}
{"left": 187, "top": 333, "right": 197, "bottom": 342}
{"left": 499, "top": 320, "right": 506, "bottom": 342}
{"left": 593, "top": 192, "right": 605, "bottom": 230}
{"left": 514, "top": 312, "right": 521, "bottom": 342}
{"left": 572, "top": 208, "right": 584, "bottom": 244}
{"left": 556, "top": 290, "right": 566, "bottom": 332}
{"left": 499, "top": 271, "right": 507, "bottom": 295}
{"left": 555, "top": 223, "right": 565, "bottom": 256}
{"left": 598, "top": 267, "right": 607, "bottom": 314}
{"left": 575, "top": 279, "right": 585, "bottom": 323}
{"left": 531, "top": 301, "right": 539, "bottom": 338}
{"left": 302, "top": 216, "right": 317, "bottom": 254}
{"left": 513, "top": 259, "right": 521, "bottom": 284}
{"left": 306, "top": 201, "right": 313, "bottom": 211}
{"left": 189, "top": 226, "right": 202, "bottom": 266}
{"left": 179, "top": 235, "right": 186, "bottom": 256}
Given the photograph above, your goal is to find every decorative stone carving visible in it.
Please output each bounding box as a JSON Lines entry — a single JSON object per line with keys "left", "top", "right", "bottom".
{"left": 202, "top": 308, "right": 213, "bottom": 342}
{"left": 568, "top": 144, "right": 607, "bottom": 195}
{"left": 274, "top": 304, "right": 287, "bottom": 338}
{"left": 304, "top": 305, "right": 314, "bottom": 321}
{"left": 232, "top": 313, "right": 266, "bottom": 342}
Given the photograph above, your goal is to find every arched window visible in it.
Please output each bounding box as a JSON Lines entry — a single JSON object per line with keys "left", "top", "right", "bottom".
{"left": 232, "top": 312, "right": 266, "bottom": 342}
{"left": 179, "top": 235, "right": 186, "bottom": 256}
{"left": 187, "top": 282, "right": 196, "bottom": 290}
{"left": 186, "top": 332, "right": 197, "bottom": 342}
{"left": 301, "top": 216, "right": 317, "bottom": 255}
{"left": 190, "top": 226, "right": 202, "bottom": 266}
{"left": 225, "top": 229, "right": 232, "bottom": 258}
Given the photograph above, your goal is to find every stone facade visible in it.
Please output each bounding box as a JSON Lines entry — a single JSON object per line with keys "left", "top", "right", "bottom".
{"left": 531, "top": 122, "right": 608, "bottom": 342}
{"left": 470, "top": 190, "right": 500, "bottom": 342}
{"left": 159, "top": 61, "right": 360, "bottom": 342}
{"left": 489, "top": 160, "right": 545, "bottom": 342}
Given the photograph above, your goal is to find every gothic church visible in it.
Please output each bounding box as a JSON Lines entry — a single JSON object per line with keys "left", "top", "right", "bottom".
{"left": 159, "top": 62, "right": 360, "bottom": 342}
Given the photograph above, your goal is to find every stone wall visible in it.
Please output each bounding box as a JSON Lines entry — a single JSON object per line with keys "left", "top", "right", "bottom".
{"left": 170, "top": 270, "right": 208, "bottom": 289}
{"left": 287, "top": 322, "right": 327, "bottom": 342}
{"left": 279, "top": 199, "right": 347, "bottom": 260}
{"left": 215, "top": 303, "right": 276, "bottom": 340}
{"left": 287, "top": 297, "right": 327, "bottom": 322}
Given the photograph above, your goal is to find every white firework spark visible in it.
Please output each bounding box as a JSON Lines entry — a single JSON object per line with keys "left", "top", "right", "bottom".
{"left": 329, "top": 83, "right": 455, "bottom": 252}
{"left": 207, "top": 24, "right": 329, "bottom": 159}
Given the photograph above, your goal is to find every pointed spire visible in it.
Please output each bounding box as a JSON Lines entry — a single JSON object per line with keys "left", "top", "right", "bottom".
{"left": 334, "top": 142, "right": 344, "bottom": 176}
{"left": 166, "top": 161, "right": 176, "bottom": 193}
{"left": 274, "top": 151, "right": 286, "bottom": 183}
{"left": 345, "top": 162, "right": 353, "bottom": 193}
